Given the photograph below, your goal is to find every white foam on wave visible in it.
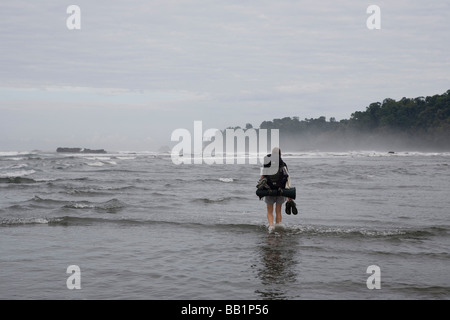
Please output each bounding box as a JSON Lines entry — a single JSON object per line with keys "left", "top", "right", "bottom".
{"left": 0, "top": 163, "right": 28, "bottom": 170}
{"left": 0, "top": 151, "right": 32, "bottom": 157}
{"left": 85, "top": 157, "right": 111, "bottom": 161}
{"left": 117, "top": 151, "right": 158, "bottom": 156}
{"left": 10, "top": 163, "right": 28, "bottom": 169}
{"left": 288, "top": 224, "right": 407, "bottom": 237}
{"left": 0, "top": 169, "right": 36, "bottom": 178}
{"left": 1, "top": 217, "right": 49, "bottom": 226}
{"left": 85, "top": 160, "right": 116, "bottom": 166}
{"left": 69, "top": 203, "right": 94, "bottom": 209}
{"left": 86, "top": 162, "right": 104, "bottom": 167}
{"left": 219, "top": 178, "right": 234, "bottom": 183}
{"left": 34, "top": 178, "right": 57, "bottom": 182}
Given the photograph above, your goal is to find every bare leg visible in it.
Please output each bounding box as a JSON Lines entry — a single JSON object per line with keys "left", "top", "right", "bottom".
{"left": 266, "top": 203, "right": 274, "bottom": 227}
{"left": 275, "top": 203, "right": 282, "bottom": 224}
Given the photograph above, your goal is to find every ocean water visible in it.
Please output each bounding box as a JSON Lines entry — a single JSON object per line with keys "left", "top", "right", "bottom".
{"left": 0, "top": 150, "right": 449, "bottom": 300}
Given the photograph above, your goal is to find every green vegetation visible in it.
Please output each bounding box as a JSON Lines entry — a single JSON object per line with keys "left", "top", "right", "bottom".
{"left": 241, "top": 90, "right": 450, "bottom": 151}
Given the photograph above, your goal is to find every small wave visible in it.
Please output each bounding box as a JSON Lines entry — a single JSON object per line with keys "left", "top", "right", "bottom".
{"left": 99, "top": 199, "right": 126, "bottom": 212}
{"left": 38, "top": 216, "right": 262, "bottom": 229}
{"left": 63, "top": 198, "right": 126, "bottom": 213}
{"left": 0, "top": 169, "right": 36, "bottom": 178}
{"left": 0, "top": 163, "right": 28, "bottom": 170}
{"left": 85, "top": 157, "right": 117, "bottom": 165}
{"left": 86, "top": 161, "right": 104, "bottom": 167}
{"left": 31, "top": 195, "right": 65, "bottom": 204}
{"left": 0, "top": 217, "right": 51, "bottom": 226}
{"left": 46, "top": 216, "right": 145, "bottom": 227}
{"left": 0, "top": 177, "right": 37, "bottom": 184}
{"left": 85, "top": 157, "right": 111, "bottom": 160}
{"left": 22, "top": 196, "right": 69, "bottom": 210}
{"left": 85, "top": 160, "right": 116, "bottom": 167}
{"left": 34, "top": 178, "right": 57, "bottom": 182}
{"left": 59, "top": 188, "right": 110, "bottom": 196}
{"left": 45, "top": 177, "right": 89, "bottom": 184}
{"left": 14, "top": 196, "right": 127, "bottom": 213}
{"left": 74, "top": 177, "right": 89, "bottom": 181}
{"left": 390, "top": 284, "right": 450, "bottom": 298}
{"left": 287, "top": 224, "right": 446, "bottom": 239}
{"left": 192, "top": 196, "right": 245, "bottom": 204}
{"left": 0, "top": 151, "right": 35, "bottom": 157}
{"left": 3, "top": 204, "right": 31, "bottom": 211}
{"left": 63, "top": 202, "right": 94, "bottom": 209}
{"left": 292, "top": 225, "right": 406, "bottom": 237}
{"left": 173, "top": 177, "right": 237, "bottom": 185}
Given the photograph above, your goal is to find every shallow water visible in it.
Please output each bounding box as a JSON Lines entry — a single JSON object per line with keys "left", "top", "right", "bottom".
{"left": 1, "top": 151, "right": 449, "bottom": 299}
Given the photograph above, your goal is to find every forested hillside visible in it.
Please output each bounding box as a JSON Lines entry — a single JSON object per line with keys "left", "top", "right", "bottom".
{"left": 248, "top": 90, "right": 450, "bottom": 151}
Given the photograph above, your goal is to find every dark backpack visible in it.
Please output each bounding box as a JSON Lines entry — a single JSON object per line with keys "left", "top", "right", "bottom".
{"left": 266, "top": 165, "right": 289, "bottom": 190}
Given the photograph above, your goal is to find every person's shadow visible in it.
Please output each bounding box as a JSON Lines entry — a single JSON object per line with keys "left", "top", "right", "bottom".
{"left": 253, "top": 230, "right": 299, "bottom": 300}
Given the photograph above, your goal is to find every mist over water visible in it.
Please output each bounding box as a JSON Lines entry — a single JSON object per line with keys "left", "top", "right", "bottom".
{"left": 279, "top": 131, "right": 450, "bottom": 153}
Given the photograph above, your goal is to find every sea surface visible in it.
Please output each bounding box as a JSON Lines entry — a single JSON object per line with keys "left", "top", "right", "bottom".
{"left": 0, "top": 150, "right": 449, "bottom": 300}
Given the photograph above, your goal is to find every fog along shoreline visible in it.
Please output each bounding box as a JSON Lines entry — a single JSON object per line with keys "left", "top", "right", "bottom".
{"left": 227, "top": 90, "right": 450, "bottom": 152}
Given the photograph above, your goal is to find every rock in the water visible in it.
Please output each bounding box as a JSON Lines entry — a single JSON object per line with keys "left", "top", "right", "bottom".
{"left": 56, "top": 147, "right": 107, "bottom": 154}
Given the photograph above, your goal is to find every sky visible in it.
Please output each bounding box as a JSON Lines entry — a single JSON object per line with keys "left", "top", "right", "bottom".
{"left": 0, "top": 0, "right": 449, "bottom": 151}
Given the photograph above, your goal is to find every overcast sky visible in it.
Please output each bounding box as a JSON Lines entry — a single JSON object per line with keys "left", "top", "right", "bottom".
{"left": 0, "top": 0, "right": 449, "bottom": 151}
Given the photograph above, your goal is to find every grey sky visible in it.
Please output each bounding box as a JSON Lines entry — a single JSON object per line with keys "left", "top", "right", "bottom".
{"left": 1, "top": 0, "right": 449, "bottom": 151}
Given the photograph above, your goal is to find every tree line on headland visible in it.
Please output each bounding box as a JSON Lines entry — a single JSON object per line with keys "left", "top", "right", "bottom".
{"left": 232, "top": 90, "right": 450, "bottom": 151}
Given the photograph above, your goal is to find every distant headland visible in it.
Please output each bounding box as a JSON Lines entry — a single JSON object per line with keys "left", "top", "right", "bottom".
{"left": 227, "top": 89, "right": 450, "bottom": 151}
{"left": 56, "top": 147, "right": 107, "bottom": 154}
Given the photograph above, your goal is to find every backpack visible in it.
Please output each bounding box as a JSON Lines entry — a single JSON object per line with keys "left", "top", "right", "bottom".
{"left": 266, "top": 165, "right": 289, "bottom": 190}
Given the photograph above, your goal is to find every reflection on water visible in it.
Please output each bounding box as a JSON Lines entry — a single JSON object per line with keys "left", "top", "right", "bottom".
{"left": 254, "top": 229, "right": 299, "bottom": 299}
